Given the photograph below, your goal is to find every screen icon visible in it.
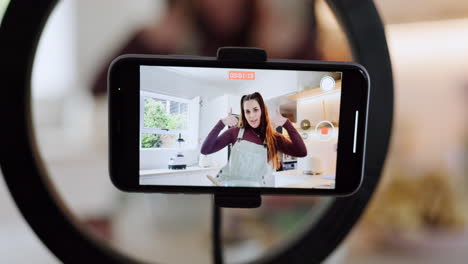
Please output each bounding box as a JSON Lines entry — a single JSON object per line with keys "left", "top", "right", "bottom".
{"left": 320, "top": 76, "right": 335, "bottom": 91}
{"left": 315, "top": 120, "right": 334, "bottom": 141}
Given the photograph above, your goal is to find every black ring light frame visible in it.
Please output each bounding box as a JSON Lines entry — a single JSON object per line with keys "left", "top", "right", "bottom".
{"left": 0, "top": 0, "right": 393, "bottom": 263}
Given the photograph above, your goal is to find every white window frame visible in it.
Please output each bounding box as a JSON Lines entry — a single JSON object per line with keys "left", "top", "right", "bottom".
{"left": 140, "top": 91, "right": 198, "bottom": 150}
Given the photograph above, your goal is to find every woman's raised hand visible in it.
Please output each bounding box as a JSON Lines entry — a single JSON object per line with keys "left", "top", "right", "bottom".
{"left": 222, "top": 108, "right": 238, "bottom": 127}
{"left": 271, "top": 108, "right": 287, "bottom": 128}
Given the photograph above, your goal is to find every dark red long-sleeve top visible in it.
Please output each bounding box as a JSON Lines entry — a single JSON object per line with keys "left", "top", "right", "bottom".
{"left": 201, "top": 119, "right": 307, "bottom": 157}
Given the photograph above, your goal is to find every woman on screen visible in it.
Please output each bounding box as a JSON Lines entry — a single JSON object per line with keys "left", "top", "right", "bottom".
{"left": 201, "top": 92, "right": 307, "bottom": 187}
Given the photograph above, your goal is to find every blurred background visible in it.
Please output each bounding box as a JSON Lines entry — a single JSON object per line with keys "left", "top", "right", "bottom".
{"left": 1, "top": 0, "right": 468, "bottom": 263}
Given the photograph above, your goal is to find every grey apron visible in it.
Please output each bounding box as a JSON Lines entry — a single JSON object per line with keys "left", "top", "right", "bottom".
{"left": 216, "top": 128, "right": 274, "bottom": 187}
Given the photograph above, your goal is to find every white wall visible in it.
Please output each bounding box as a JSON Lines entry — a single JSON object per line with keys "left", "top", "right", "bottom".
{"left": 239, "top": 69, "right": 299, "bottom": 100}
{"left": 140, "top": 66, "right": 227, "bottom": 99}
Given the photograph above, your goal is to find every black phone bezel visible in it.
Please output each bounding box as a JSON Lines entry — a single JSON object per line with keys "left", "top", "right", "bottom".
{"left": 109, "top": 55, "right": 369, "bottom": 196}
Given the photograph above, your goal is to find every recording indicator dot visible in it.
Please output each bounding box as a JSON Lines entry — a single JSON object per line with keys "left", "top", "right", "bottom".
{"left": 315, "top": 120, "right": 335, "bottom": 141}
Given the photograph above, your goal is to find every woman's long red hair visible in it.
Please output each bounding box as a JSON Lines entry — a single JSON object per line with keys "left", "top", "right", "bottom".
{"left": 238, "top": 92, "right": 286, "bottom": 169}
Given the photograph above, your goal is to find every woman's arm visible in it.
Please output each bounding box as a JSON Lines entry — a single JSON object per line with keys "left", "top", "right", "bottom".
{"left": 276, "top": 120, "right": 307, "bottom": 157}
{"left": 200, "top": 120, "right": 236, "bottom": 155}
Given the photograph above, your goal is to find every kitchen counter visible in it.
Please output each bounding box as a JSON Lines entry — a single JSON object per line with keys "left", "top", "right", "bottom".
{"left": 140, "top": 166, "right": 221, "bottom": 186}
{"left": 273, "top": 169, "right": 335, "bottom": 189}
{"left": 140, "top": 167, "right": 335, "bottom": 189}
{"left": 140, "top": 166, "right": 221, "bottom": 176}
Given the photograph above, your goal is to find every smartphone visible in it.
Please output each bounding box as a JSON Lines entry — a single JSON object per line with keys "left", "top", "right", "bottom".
{"left": 109, "top": 54, "right": 369, "bottom": 196}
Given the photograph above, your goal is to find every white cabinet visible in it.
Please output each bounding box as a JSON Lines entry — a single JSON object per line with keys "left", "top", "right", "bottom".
{"left": 199, "top": 94, "right": 241, "bottom": 167}
{"left": 227, "top": 94, "right": 242, "bottom": 115}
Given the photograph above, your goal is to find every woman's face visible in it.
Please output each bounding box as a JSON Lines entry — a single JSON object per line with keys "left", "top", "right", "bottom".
{"left": 243, "top": 99, "right": 262, "bottom": 128}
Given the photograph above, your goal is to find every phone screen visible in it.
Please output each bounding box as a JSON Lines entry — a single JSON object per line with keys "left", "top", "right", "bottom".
{"left": 139, "top": 66, "right": 342, "bottom": 189}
